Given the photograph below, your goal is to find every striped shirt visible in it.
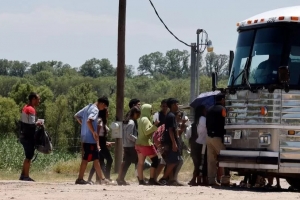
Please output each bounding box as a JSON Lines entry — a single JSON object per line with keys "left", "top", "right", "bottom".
{"left": 20, "top": 105, "right": 36, "bottom": 139}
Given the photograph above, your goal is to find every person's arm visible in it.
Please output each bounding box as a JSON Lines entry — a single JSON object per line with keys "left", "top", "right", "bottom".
{"left": 87, "top": 106, "right": 99, "bottom": 144}
{"left": 87, "top": 119, "right": 98, "bottom": 143}
{"left": 141, "top": 118, "right": 158, "bottom": 136}
{"left": 168, "top": 115, "right": 178, "bottom": 151}
{"left": 198, "top": 117, "right": 206, "bottom": 135}
{"left": 74, "top": 107, "right": 85, "bottom": 125}
{"left": 125, "top": 122, "right": 137, "bottom": 142}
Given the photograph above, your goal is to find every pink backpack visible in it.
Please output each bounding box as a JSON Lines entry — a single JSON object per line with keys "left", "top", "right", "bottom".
{"left": 153, "top": 124, "right": 165, "bottom": 149}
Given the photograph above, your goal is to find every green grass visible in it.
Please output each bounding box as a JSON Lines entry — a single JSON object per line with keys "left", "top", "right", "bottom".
{"left": 0, "top": 134, "right": 195, "bottom": 182}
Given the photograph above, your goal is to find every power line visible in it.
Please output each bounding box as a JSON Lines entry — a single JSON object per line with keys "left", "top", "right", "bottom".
{"left": 148, "top": 0, "right": 191, "bottom": 47}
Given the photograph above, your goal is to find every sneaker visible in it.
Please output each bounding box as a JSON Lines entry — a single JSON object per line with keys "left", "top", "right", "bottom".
{"left": 158, "top": 178, "right": 168, "bottom": 186}
{"left": 116, "top": 179, "right": 130, "bottom": 186}
{"left": 148, "top": 179, "right": 162, "bottom": 186}
{"left": 75, "top": 179, "right": 89, "bottom": 185}
{"left": 139, "top": 180, "right": 147, "bottom": 185}
{"left": 101, "top": 179, "right": 117, "bottom": 185}
{"left": 87, "top": 181, "right": 94, "bottom": 185}
{"left": 20, "top": 176, "right": 35, "bottom": 182}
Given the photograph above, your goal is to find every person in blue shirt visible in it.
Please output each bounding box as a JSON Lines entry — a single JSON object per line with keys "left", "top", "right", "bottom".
{"left": 74, "top": 96, "right": 111, "bottom": 185}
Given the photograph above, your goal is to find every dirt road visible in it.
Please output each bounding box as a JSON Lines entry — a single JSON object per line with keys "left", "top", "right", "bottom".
{"left": 0, "top": 180, "right": 299, "bottom": 200}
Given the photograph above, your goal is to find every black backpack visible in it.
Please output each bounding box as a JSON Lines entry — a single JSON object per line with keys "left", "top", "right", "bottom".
{"left": 34, "top": 126, "right": 53, "bottom": 154}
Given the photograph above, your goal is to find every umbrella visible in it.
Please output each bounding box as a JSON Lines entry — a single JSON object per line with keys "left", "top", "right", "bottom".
{"left": 190, "top": 90, "right": 221, "bottom": 109}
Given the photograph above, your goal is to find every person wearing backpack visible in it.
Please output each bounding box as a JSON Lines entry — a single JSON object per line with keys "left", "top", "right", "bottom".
{"left": 188, "top": 105, "right": 207, "bottom": 186}
{"left": 116, "top": 106, "right": 141, "bottom": 185}
{"left": 19, "top": 92, "right": 42, "bottom": 182}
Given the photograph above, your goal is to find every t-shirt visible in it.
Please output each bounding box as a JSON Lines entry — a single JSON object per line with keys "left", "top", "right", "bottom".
{"left": 162, "top": 112, "right": 178, "bottom": 146}
{"left": 75, "top": 104, "right": 99, "bottom": 144}
{"left": 158, "top": 111, "right": 166, "bottom": 127}
{"left": 196, "top": 116, "right": 207, "bottom": 144}
{"left": 20, "top": 104, "right": 36, "bottom": 139}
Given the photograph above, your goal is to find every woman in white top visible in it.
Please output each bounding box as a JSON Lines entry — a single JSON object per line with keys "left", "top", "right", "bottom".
{"left": 188, "top": 105, "right": 207, "bottom": 186}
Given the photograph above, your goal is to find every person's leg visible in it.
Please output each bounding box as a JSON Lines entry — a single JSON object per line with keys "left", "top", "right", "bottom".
{"left": 98, "top": 151, "right": 105, "bottom": 178}
{"left": 207, "top": 137, "right": 218, "bottom": 185}
{"left": 88, "top": 164, "right": 96, "bottom": 182}
{"left": 78, "top": 160, "right": 88, "bottom": 180}
{"left": 137, "top": 153, "right": 146, "bottom": 184}
{"left": 20, "top": 139, "right": 35, "bottom": 180}
{"left": 148, "top": 154, "right": 160, "bottom": 184}
{"left": 93, "top": 159, "right": 105, "bottom": 180}
{"left": 173, "top": 160, "right": 183, "bottom": 181}
{"left": 161, "top": 150, "right": 179, "bottom": 182}
{"left": 77, "top": 143, "right": 94, "bottom": 183}
{"left": 190, "top": 154, "right": 199, "bottom": 185}
{"left": 155, "top": 163, "right": 165, "bottom": 180}
{"left": 101, "top": 147, "right": 113, "bottom": 179}
{"left": 201, "top": 145, "right": 208, "bottom": 185}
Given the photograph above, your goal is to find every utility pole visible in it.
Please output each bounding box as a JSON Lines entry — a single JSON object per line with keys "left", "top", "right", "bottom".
{"left": 115, "top": 0, "right": 126, "bottom": 173}
{"left": 190, "top": 43, "right": 196, "bottom": 122}
{"left": 195, "top": 29, "right": 203, "bottom": 96}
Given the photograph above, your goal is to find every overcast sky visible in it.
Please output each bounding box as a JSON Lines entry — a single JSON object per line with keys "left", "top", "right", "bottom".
{"left": 0, "top": 0, "right": 299, "bottom": 69}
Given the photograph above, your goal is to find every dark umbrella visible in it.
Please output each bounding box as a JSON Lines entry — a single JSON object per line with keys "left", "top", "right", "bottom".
{"left": 190, "top": 90, "right": 221, "bottom": 109}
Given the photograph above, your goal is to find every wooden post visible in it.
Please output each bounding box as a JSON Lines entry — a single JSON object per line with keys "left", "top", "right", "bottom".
{"left": 115, "top": 0, "right": 126, "bottom": 173}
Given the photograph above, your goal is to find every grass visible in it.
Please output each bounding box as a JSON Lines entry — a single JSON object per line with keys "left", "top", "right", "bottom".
{"left": 0, "top": 134, "right": 196, "bottom": 182}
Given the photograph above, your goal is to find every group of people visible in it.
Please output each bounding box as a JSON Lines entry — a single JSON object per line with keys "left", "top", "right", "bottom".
{"left": 18, "top": 91, "right": 230, "bottom": 186}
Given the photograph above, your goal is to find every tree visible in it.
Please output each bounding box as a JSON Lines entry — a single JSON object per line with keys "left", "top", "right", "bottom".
{"left": 99, "top": 58, "right": 115, "bottom": 77}
{"left": 138, "top": 50, "right": 190, "bottom": 79}
{"left": 0, "top": 97, "right": 19, "bottom": 134}
{"left": 36, "top": 86, "right": 54, "bottom": 119}
{"left": 9, "top": 83, "right": 34, "bottom": 109}
{"left": 0, "top": 59, "right": 10, "bottom": 76}
{"left": 9, "top": 61, "right": 30, "bottom": 77}
{"left": 201, "top": 52, "right": 229, "bottom": 79}
{"left": 138, "top": 51, "right": 167, "bottom": 76}
{"left": 45, "top": 95, "right": 71, "bottom": 148}
{"left": 28, "top": 61, "right": 54, "bottom": 75}
{"left": 79, "top": 58, "right": 115, "bottom": 78}
{"left": 125, "top": 65, "right": 135, "bottom": 78}
{"left": 164, "top": 49, "right": 189, "bottom": 79}
{"left": 67, "top": 83, "right": 97, "bottom": 151}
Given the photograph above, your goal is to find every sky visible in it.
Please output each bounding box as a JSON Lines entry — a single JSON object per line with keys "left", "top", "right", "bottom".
{"left": 0, "top": 0, "right": 300, "bottom": 69}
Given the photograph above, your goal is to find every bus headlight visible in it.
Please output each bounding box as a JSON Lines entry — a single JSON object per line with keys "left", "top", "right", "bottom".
{"left": 259, "top": 134, "right": 271, "bottom": 145}
{"left": 224, "top": 135, "right": 232, "bottom": 145}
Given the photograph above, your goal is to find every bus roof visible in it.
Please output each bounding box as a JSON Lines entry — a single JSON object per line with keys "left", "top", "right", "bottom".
{"left": 237, "top": 6, "right": 300, "bottom": 28}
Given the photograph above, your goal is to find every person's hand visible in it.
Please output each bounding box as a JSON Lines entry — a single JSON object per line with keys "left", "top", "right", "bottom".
{"left": 106, "top": 142, "right": 112, "bottom": 148}
{"left": 97, "top": 145, "right": 101, "bottom": 152}
{"left": 154, "top": 119, "right": 160, "bottom": 127}
{"left": 172, "top": 143, "right": 178, "bottom": 152}
{"left": 36, "top": 121, "right": 43, "bottom": 127}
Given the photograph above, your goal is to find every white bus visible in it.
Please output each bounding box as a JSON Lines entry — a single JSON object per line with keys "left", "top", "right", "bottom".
{"left": 217, "top": 6, "right": 300, "bottom": 189}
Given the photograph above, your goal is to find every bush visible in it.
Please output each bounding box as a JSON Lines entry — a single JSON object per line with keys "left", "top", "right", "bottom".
{"left": 0, "top": 97, "right": 19, "bottom": 134}
{"left": 0, "top": 134, "right": 78, "bottom": 172}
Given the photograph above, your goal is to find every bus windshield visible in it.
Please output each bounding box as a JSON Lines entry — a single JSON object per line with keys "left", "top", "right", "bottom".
{"left": 228, "top": 26, "right": 300, "bottom": 87}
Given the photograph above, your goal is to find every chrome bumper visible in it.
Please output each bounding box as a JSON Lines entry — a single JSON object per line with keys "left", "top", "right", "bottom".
{"left": 218, "top": 150, "right": 279, "bottom": 170}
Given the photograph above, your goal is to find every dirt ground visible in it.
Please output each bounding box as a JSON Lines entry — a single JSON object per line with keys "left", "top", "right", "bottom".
{"left": 1, "top": 180, "right": 300, "bottom": 200}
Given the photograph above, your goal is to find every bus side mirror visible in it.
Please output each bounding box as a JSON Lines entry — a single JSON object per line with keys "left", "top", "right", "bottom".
{"left": 228, "top": 50, "right": 234, "bottom": 75}
{"left": 212, "top": 72, "right": 217, "bottom": 91}
{"left": 278, "top": 66, "right": 290, "bottom": 84}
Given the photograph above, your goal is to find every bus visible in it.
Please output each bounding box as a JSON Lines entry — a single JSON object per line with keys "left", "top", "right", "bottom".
{"left": 216, "top": 6, "right": 300, "bottom": 189}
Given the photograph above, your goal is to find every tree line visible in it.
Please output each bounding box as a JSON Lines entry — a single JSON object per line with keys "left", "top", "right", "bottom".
{"left": 0, "top": 49, "right": 229, "bottom": 152}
